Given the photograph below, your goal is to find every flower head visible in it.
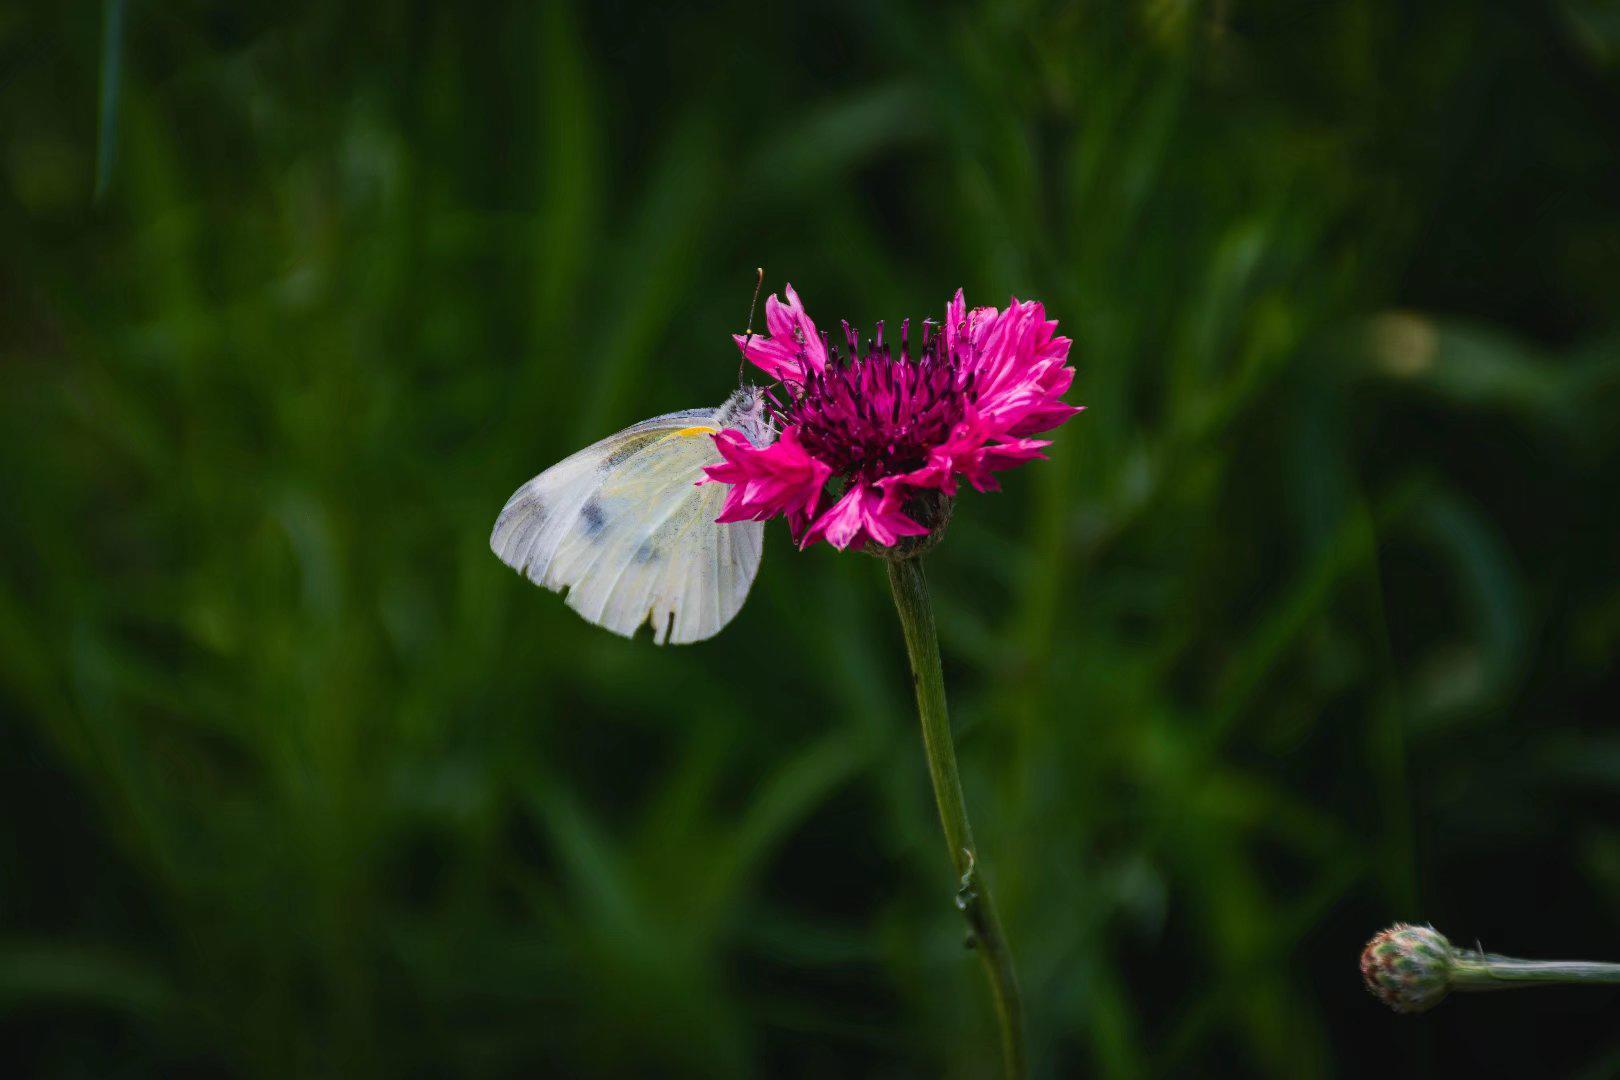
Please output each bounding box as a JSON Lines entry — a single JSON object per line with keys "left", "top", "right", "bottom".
{"left": 1361, "top": 923, "right": 1456, "bottom": 1014}
{"left": 704, "top": 284, "right": 1082, "bottom": 550}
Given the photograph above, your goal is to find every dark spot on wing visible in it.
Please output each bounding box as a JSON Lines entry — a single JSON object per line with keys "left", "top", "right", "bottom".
{"left": 581, "top": 499, "right": 607, "bottom": 538}
{"left": 634, "top": 539, "right": 660, "bottom": 564}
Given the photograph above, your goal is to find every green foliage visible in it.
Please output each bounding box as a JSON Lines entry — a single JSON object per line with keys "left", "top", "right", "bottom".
{"left": 3, "top": 2, "right": 1619, "bottom": 1076}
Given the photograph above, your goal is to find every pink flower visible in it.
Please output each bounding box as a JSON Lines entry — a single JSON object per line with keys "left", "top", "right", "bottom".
{"left": 705, "top": 283, "right": 1082, "bottom": 550}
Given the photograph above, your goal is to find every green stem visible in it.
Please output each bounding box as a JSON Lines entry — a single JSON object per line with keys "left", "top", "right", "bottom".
{"left": 1452, "top": 952, "right": 1620, "bottom": 991}
{"left": 885, "top": 555, "right": 1027, "bottom": 1080}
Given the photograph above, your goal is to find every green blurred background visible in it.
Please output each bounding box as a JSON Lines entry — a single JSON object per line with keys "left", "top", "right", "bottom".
{"left": 5, "top": 2, "right": 1620, "bottom": 1076}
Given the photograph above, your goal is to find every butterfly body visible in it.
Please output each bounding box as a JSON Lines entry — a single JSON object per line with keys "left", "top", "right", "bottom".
{"left": 490, "top": 387, "right": 772, "bottom": 644}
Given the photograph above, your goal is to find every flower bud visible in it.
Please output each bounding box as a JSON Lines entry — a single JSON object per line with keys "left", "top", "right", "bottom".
{"left": 1361, "top": 923, "right": 1455, "bottom": 1014}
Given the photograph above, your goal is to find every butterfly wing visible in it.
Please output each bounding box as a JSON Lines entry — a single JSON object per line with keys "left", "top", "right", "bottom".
{"left": 490, "top": 402, "right": 765, "bottom": 644}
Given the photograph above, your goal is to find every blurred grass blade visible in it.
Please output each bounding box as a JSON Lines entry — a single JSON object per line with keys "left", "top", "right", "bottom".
{"left": 0, "top": 941, "right": 176, "bottom": 1020}
{"left": 571, "top": 109, "right": 722, "bottom": 442}
{"left": 531, "top": 1, "right": 600, "bottom": 341}
{"left": 93, "top": 0, "right": 127, "bottom": 203}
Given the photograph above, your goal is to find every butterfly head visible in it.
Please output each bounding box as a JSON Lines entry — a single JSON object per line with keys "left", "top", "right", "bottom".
{"left": 716, "top": 385, "right": 777, "bottom": 449}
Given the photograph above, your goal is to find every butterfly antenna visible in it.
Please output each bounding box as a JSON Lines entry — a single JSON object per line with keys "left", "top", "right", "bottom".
{"left": 739, "top": 267, "right": 764, "bottom": 388}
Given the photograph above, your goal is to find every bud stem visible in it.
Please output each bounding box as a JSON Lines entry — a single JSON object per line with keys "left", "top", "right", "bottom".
{"left": 1450, "top": 953, "right": 1620, "bottom": 991}
{"left": 885, "top": 555, "right": 1026, "bottom": 1079}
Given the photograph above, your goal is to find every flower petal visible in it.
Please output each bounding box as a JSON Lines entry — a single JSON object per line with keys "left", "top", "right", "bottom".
{"left": 800, "top": 481, "right": 927, "bottom": 551}
{"left": 734, "top": 283, "right": 827, "bottom": 382}
{"left": 969, "top": 437, "right": 1051, "bottom": 486}
{"left": 944, "top": 287, "right": 998, "bottom": 361}
{"left": 701, "top": 426, "right": 830, "bottom": 524}
{"left": 1005, "top": 400, "right": 1084, "bottom": 438}
{"left": 733, "top": 332, "right": 805, "bottom": 382}
{"left": 946, "top": 287, "right": 968, "bottom": 357}
{"left": 883, "top": 421, "right": 1052, "bottom": 497}
{"left": 950, "top": 295, "right": 1078, "bottom": 440}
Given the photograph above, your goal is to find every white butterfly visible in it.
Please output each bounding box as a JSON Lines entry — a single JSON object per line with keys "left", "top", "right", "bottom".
{"left": 490, "top": 387, "right": 774, "bottom": 644}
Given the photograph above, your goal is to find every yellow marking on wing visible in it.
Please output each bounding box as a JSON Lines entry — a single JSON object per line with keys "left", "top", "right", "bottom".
{"left": 673, "top": 425, "right": 719, "bottom": 438}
